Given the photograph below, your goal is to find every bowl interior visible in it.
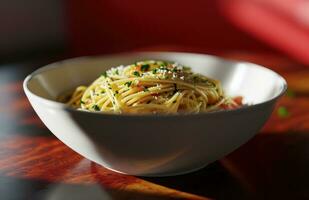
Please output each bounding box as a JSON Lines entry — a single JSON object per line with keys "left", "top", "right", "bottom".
{"left": 25, "top": 52, "right": 286, "bottom": 105}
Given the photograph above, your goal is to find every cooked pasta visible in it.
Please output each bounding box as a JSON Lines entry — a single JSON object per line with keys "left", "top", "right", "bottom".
{"left": 64, "top": 60, "right": 241, "bottom": 114}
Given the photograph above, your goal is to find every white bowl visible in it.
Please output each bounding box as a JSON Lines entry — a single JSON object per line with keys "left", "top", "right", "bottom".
{"left": 23, "top": 52, "right": 287, "bottom": 176}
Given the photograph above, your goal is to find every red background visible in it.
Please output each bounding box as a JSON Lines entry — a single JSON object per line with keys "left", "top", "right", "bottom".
{"left": 66, "top": 0, "right": 275, "bottom": 56}
{"left": 66, "top": 0, "right": 309, "bottom": 66}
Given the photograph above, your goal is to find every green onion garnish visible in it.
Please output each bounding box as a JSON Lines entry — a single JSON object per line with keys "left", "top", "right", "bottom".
{"left": 124, "top": 81, "right": 132, "bottom": 87}
{"left": 133, "top": 71, "right": 140, "bottom": 77}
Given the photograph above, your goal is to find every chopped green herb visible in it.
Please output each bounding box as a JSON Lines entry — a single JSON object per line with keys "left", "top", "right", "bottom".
{"left": 115, "top": 69, "right": 119, "bottom": 75}
{"left": 172, "top": 68, "right": 178, "bottom": 73}
{"left": 92, "top": 105, "right": 100, "bottom": 111}
{"left": 159, "top": 67, "right": 168, "bottom": 71}
{"left": 133, "top": 71, "right": 140, "bottom": 77}
{"left": 101, "top": 71, "right": 107, "bottom": 77}
{"left": 80, "top": 100, "right": 85, "bottom": 104}
{"left": 159, "top": 61, "right": 169, "bottom": 66}
{"left": 152, "top": 68, "right": 158, "bottom": 74}
{"left": 143, "top": 87, "right": 149, "bottom": 92}
{"left": 141, "top": 64, "right": 150, "bottom": 72}
{"left": 101, "top": 91, "right": 105, "bottom": 94}
{"left": 277, "top": 106, "right": 289, "bottom": 118}
{"left": 124, "top": 81, "right": 132, "bottom": 87}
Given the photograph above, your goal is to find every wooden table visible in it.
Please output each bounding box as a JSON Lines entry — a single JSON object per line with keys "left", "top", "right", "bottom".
{"left": 0, "top": 53, "right": 308, "bottom": 200}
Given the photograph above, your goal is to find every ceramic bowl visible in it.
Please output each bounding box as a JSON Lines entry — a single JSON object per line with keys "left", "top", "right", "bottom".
{"left": 23, "top": 52, "right": 287, "bottom": 176}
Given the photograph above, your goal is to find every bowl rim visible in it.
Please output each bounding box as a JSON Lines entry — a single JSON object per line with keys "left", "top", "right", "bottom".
{"left": 23, "top": 51, "right": 287, "bottom": 119}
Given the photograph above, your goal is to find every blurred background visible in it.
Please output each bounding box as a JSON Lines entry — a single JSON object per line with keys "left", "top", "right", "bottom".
{"left": 1, "top": 0, "right": 309, "bottom": 64}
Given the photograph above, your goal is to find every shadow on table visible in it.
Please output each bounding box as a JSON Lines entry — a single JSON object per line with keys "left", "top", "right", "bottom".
{"left": 143, "top": 132, "right": 309, "bottom": 200}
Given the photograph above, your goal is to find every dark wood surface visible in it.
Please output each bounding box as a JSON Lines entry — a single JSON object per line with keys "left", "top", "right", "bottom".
{"left": 0, "top": 53, "right": 308, "bottom": 200}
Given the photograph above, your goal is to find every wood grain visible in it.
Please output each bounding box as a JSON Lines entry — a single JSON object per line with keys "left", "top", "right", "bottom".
{"left": 0, "top": 136, "right": 208, "bottom": 200}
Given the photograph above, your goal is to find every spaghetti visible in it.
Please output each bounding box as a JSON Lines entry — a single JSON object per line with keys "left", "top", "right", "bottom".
{"left": 65, "top": 60, "right": 241, "bottom": 114}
